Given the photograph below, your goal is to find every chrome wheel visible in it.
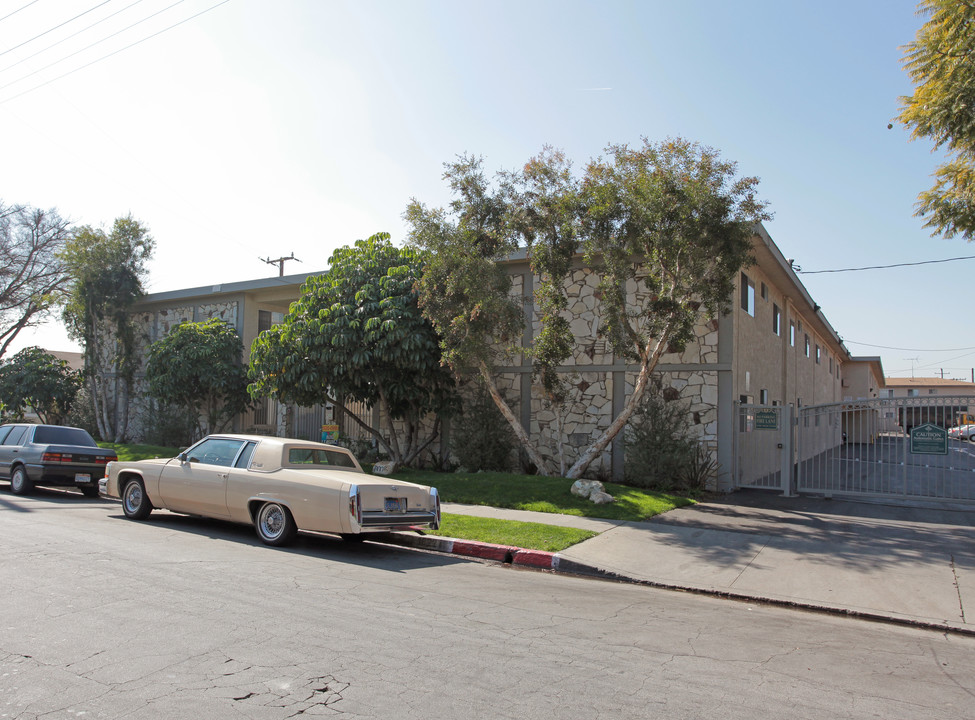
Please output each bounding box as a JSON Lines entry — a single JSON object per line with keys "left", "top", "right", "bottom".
{"left": 122, "top": 479, "right": 152, "bottom": 520}
{"left": 255, "top": 502, "right": 297, "bottom": 546}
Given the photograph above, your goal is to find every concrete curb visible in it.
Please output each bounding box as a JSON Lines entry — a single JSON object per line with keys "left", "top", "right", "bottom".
{"left": 386, "top": 532, "right": 975, "bottom": 638}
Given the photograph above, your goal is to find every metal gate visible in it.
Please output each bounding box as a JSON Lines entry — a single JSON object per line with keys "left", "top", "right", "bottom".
{"left": 734, "top": 396, "right": 975, "bottom": 503}
{"left": 796, "top": 396, "right": 975, "bottom": 502}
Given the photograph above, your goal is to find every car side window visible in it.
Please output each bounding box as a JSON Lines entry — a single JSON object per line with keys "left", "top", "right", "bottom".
{"left": 186, "top": 438, "right": 245, "bottom": 467}
{"left": 2, "top": 426, "right": 28, "bottom": 446}
{"left": 0, "top": 426, "right": 11, "bottom": 444}
{"left": 234, "top": 442, "right": 257, "bottom": 469}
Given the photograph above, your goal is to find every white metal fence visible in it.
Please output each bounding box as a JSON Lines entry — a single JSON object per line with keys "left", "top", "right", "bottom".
{"left": 734, "top": 396, "right": 975, "bottom": 503}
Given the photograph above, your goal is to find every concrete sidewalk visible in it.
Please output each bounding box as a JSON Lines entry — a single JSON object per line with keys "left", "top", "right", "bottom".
{"left": 397, "top": 491, "right": 975, "bottom": 634}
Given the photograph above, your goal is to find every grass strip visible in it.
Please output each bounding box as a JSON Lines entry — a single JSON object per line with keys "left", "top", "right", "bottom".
{"left": 428, "top": 513, "right": 597, "bottom": 552}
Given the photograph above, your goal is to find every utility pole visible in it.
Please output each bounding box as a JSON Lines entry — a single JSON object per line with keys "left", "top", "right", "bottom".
{"left": 261, "top": 253, "right": 301, "bottom": 277}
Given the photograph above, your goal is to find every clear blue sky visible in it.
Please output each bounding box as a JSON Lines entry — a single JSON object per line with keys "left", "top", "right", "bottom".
{"left": 1, "top": 0, "right": 970, "bottom": 380}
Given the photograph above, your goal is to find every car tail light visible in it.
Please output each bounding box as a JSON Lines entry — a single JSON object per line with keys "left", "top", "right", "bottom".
{"left": 42, "top": 452, "right": 64, "bottom": 463}
{"left": 431, "top": 487, "right": 441, "bottom": 530}
{"left": 348, "top": 484, "right": 362, "bottom": 526}
{"left": 94, "top": 456, "right": 116, "bottom": 465}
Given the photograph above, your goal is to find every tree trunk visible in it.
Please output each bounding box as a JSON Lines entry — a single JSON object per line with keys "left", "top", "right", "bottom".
{"left": 477, "top": 360, "right": 552, "bottom": 475}
{"left": 565, "top": 329, "right": 672, "bottom": 480}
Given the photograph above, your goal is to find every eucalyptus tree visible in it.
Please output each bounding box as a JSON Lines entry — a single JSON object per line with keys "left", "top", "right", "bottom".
{"left": 61, "top": 216, "right": 153, "bottom": 442}
{"left": 407, "top": 138, "right": 770, "bottom": 479}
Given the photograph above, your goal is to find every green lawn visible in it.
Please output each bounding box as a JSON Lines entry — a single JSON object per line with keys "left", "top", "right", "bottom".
{"left": 390, "top": 468, "right": 694, "bottom": 523}
{"left": 99, "top": 443, "right": 179, "bottom": 462}
{"left": 431, "top": 514, "right": 596, "bottom": 552}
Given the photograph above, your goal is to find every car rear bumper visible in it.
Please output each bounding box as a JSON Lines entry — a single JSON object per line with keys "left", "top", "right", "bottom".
{"left": 360, "top": 510, "right": 438, "bottom": 530}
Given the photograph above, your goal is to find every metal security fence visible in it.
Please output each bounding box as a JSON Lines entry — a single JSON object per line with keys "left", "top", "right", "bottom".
{"left": 796, "top": 396, "right": 975, "bottom": 503}
{"left": 733, "top": 396, "right": 975, "bottom": 504}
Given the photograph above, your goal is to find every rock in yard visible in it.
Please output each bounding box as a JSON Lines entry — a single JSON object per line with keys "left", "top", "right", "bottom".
{"left": 589, "top": 491, "right": 615, "bottom": 505}
{"left": 570, "top": 479, "right": 605, "bottom": 498}
{"left": 372, "top": 461, "right": 399, "bottom": 476}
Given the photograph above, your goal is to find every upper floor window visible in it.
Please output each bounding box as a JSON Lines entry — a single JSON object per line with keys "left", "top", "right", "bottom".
{"left": 760, "top": 282, "right": 768, "bottom": 301}
{"left": 804, "top": 334, "right": 810, "bottom": 357}
{"left": 790, "top": 320, "right": 796, "bottom": 346}
{"left": 772, "top": 304, "right": 781, "bottom": 336}
{"left": 740, "top": 273, "right": 755, "bottom": 316}
{"left": 907, "top": 389, "right": 919, "bottom": 397}
{"left": 816, "top": 345, "right": 821, "bottom": 364}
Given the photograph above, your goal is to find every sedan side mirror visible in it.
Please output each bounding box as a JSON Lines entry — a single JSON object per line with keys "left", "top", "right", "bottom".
{"left": 177, "top": 452, "right": 188, "bottom": 463}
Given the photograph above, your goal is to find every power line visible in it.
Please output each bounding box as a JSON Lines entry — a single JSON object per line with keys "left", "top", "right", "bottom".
{"left": 0, "top": 0, "right": 190, "bottom": 94}
{"left": 0, "top": 0, "right": 230, "bottom": 105}
{"left": 0, "top": 1, "right": 112, "bottom": 59}
{"left": 845, "top": 340, "right": 975, "bottom": 352}
{"left": 0, "top": 1, "right": 41, "bottom": 25}
{"left": 796, "top": 254, "right": 975, "bottom": 274}
{"left": 0, "top": 0, "right": 152, "bottom": 76}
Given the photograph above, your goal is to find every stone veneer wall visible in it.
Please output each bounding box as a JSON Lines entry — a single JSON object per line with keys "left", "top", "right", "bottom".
{"left": 119, "top": 301, "right": 241, "bottom": 441}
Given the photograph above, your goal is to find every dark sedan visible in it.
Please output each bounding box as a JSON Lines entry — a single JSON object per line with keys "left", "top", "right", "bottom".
{"left": 0, "top": 424, "right": 117, "bottom": 497}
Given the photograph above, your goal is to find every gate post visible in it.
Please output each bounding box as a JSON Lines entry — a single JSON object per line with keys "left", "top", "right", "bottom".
{"left": 780, "top": 404, "right": 796, "bottom": 497}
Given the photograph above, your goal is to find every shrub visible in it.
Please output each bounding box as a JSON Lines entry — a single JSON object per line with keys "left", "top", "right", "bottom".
{"left": 138, "top": 400, "right": 197, "bottom": 447}
{"left": 452, "top": 380, "right": 516, "bottom": 472}
{"left": 624, "top": 383, "right": 711, "bottom": 493}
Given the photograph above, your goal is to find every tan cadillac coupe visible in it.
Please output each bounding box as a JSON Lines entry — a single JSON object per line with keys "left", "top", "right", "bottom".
{"left": 101, "top": 434, "right": 441, "bottom": 546}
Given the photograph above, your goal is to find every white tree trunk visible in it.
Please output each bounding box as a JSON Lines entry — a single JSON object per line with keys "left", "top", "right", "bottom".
{"left": 565, "top": 329, "right": 672, "bottom": 480}
{"left": 478, "top": 360, "right": 553, "bottom": 475}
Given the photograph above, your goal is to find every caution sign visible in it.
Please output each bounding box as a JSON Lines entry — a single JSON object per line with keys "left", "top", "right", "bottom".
{"left": 910, "top": 423, "right": 948, "bottom": 455}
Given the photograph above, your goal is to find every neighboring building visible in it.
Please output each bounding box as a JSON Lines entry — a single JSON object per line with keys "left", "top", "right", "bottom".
{"left": 882, "top": 376, "right": 975, "bottom": 401}
{"left": 880, "top": 377, "right": 975, "bottom": 430}
{"left": 109, "top": 223, "right": 854, "bottom": 491}
{"left": 838, "top": 356, "right": 888, "bottom": 444}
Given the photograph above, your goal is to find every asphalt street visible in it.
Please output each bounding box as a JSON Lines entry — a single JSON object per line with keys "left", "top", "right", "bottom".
{"left": 1, "top": 489, "right": 974, "bottom": 719}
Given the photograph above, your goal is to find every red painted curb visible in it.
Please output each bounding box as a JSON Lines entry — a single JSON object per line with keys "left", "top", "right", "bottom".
{"left": 450, "top": 540, "right": 518, "bottom": 562}
{"left": 512, "top": 549, "right": 556, "bottom": 568}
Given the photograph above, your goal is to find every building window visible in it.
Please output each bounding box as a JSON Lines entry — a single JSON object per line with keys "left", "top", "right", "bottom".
{"left": 928, "top": 389, "right": 937, "bottom": 394}
{"left": 829, "top": 356, "right": 833, "bottom": 373}
{"left": 760, "top": 282, "right": 768, "bottom": 301}
{"left": 772, "top": 304, "right": 781, "bottom": 336}
{"left": 804, "top": 334, "right": 810, "bottom": 357}
{"left": 815, "top": 345, "right": 821, "bottom": 364}
{"left": 790, "top": 320, "right": 796, "bottom": 347}
{"left": 908, "top": 389, "right": 919, "bottom": 397}
{"left": 760, "top": 389, "right": 768, "bottom": 404}
{"left": 740, "top": 273, "right": 755, "bottom": 316}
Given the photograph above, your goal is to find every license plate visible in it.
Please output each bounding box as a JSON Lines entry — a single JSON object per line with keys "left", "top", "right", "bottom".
{"left": 75, "top": 473, "right": 92, "bottom": 483}
{"left": 384, "top": 497, "right": 407, "bottom": 513}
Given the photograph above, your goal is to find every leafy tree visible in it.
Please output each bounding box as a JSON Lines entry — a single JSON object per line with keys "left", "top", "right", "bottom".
{"left": 144, "top": 318, "right": 253, "bottom": 440}
{"left": 249, "top": 232, "right": 457, "bottom": 467}
{"left": 898, "top": 0, "right": 975, "bottom": 239}
{"left": 0, "top": 201, "right": 72, "bottom": 359}
{"left": 60, "top": 216, "right": 153, "bottom": 442}
{"left": 407, "top": 138, "right": 769, "bottom": 479}
{"left": 0, "top": 346, "right": 81, "bottom": 424}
